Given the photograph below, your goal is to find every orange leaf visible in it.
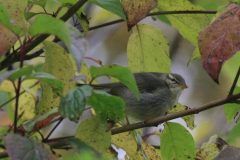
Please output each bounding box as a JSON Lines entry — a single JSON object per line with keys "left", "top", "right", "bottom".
{"left": 18, "top": 112, "right": 60, "bottom": 133}
{"left": 121, "top": 0, "right": 158, "bottom": 31}
{"left": 198, "top": 4, "right": 240, "bottom": 83}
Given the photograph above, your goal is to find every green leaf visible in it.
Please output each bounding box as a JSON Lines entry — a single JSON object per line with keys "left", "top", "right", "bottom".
{"left": 0, "top": 3, "right": 21, "bottom": 34}
{"left": 36, "top": 41, "right": 75, "bottom": 115}
{"left": 0, "top": 70, "right": 17, "bottom": 85}
{"left": 88, "top": 0, "right": 126, "bottom": 20}
{"left": 22, "top": 108, "right": 58, "bottom": 132}
{"left": 67, "top": 137, "right": 99, "bottom": 155}
{"left": 87, "top": 91, "right": 125, "bottom": 126}
{"left": 127, "top": 24, "right": 171, "bottom": 73}
{"left": 24, "top": 12, "right": 38, "bottom": 21}
{"left": 90, "top": 65, "right": 139, "bottom": 99}
{"left": 24, "top": 72, "right": 64, "bottom": 96}
{"left": 157, "top": 14, "right": 171, "bottom": 25}
{"left": 76, "top": 11, "right": 89, "bottom": 36}
{"left": 75, "top": 115, "right": 111, "bottom": 154}
{"left": 59, "top": 85, "right": 92, "bottom": 122}
{"left": 130, "top": 130, "right": 147, "bottom": 160}
{"left": 157, "top": 0, "right": 211, "bottom": 47}
{"left": 28, "top": 0, "right": 47, "bottom": 8}
{"left": 58, "top": 0, "right": 89, "bottom": 35}
{"left": 0, "top": 126, "right": 8, "bottom": 138}
{"left": 228, "top": 122, "right": 240, "bottom": 146}
{"left": 168, "top": 103, "right": 196, "bottom": 130}
{"left": 224, "top": 86, "right": 240, "bottom": 123}
{"left": 161, "top": 122, "right": 196, "bottom": 160}
{"left": 29, "top": 15, "right": 71, "bottom": 50}
{"left": 8, "top": 66, "right": 34, "bottom": 81}
{"left": 67, "top": 24, "right": 88, "bottom": 72}
{"left": 0, "top": 91, "right": 8, "bottom": 109}
{"left": 2, "top": 133, "right": 55, "bottom": 160}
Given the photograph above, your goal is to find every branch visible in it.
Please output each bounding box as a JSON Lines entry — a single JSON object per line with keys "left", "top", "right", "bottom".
{"left": 78, "top": 10, "right": 217, "bottom": 32}
{"left": 0, "top": 93, "right": 240, "bottom": 158}
{"left": 111, "top": 93, "right": 240, "bottom": 134}
{"left": 0, "top": 10, "right": 217, "bottom": 71}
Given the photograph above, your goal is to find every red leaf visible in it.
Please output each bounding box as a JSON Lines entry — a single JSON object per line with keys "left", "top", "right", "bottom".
{"left": 198, "top": 4, "right": 240, "bottom": 83}
{"left": 121, "top": 0, "right": 158, "bottom": 31}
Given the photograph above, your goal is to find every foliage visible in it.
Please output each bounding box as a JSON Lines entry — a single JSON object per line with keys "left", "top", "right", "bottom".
{"left": 0, "top": 0, "right": 240, "bottom": 159}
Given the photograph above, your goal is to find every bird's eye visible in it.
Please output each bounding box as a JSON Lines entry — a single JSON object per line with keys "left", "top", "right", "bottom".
{"left": 170, "top": 78, "right": 176, "bottom": 82}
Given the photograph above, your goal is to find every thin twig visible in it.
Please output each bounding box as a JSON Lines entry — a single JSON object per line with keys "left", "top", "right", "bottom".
{"left": 229, "top": 66, "right": 240, "bottom": 96}
{"left": 84, "top": 57, "right": 103, "bottom": 66}
{"left": 0, "top": 81, "right": 39, "bottom": 109}
{"left": 0, "top": 93, "right": 240, "bottom": 158}
{"left": 37, "top": 130, "right": 45, "bottom": 140}
{"left": 44, "top": 116, "right": 63, "bottom": 128}
{"left": 148, "top": 10, "right": 217, "bottom": 17}
{"left": 0, "top": 9, "right": 217, "bottom": 71}
{"left": 43, "top": 117, "right": 64, "bottom": 142}
{"left": 79, "top": 10, "right": 217, "bottom": 32}
{"left": 0, "top": 0, "right": 88, "bottom": 71}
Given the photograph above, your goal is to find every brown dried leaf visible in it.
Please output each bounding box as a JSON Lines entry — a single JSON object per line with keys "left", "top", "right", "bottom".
{"left": 198, "top": 4, "right": 240, "bottom": 83}
{"left": 121, "top": 0, "right": 158, "bottom": 31}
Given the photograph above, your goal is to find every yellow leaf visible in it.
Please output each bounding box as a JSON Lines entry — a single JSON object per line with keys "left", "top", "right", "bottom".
{"left": 127, "top": 24, "right": 171, "bottom": 73}
{"left": 36, "top": 41, "right": 75, "bottom": 115}
{"left": 112, "top": 132, "right": 161, "bottom": 159}
{"left": 0, "top": 0, "right": 30, "bottom": 56}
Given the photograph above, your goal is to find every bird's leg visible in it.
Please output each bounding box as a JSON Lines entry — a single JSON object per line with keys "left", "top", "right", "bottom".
{"left": 122, "top": 115, "right": 131, "bottom": 127}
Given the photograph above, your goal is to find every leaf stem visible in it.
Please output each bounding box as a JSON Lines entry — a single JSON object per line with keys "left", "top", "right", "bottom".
{"left": 0, "top": 9, "right": 217, "bottom": 71}
{"left": 143, "top": 132, "right": 157, "bottom": 141}
{"left": 84, "top": 57, "right": 103, "bottom": 66}
{"left": 228, "top": 66, "right": 240, "bottom": 96}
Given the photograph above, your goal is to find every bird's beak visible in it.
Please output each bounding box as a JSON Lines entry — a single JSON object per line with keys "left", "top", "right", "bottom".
{"left": 179, "top": 85, "right": 188, "bottom": 89}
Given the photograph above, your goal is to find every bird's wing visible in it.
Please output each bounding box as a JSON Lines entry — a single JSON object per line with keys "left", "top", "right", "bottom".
{"left": 133, "top": 72, "right": 168, "bottom": 93}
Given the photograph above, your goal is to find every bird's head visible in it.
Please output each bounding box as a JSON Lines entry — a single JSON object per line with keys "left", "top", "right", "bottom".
{"left": 165, "top": 73, "right": 188, "bottom": 91}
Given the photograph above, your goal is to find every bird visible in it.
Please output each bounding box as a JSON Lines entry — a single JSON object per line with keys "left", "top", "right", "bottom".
{"left": 79, "top": 72, "right": 187, "bottom": 124}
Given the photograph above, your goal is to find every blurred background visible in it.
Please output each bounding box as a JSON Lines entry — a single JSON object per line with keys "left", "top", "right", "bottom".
{"left": 1, "top": 0, "right": 240, "bottom": 158}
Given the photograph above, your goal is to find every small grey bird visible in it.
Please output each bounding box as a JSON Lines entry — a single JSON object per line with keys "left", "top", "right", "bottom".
{"left": 81, "top": 72, "right": 187, "bottom": 124}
